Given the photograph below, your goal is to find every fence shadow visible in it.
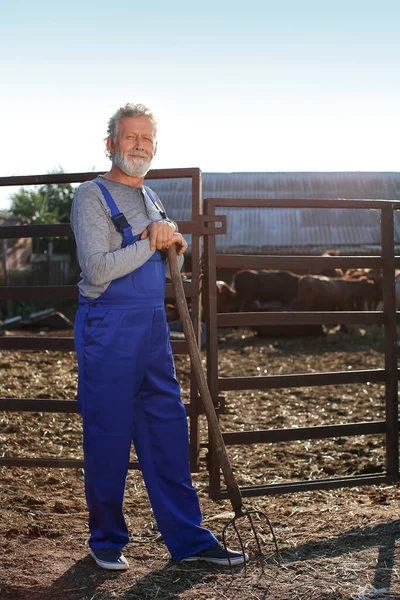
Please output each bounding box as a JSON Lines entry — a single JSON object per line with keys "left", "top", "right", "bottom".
{"left": 280, "top": 519, "right": 400, "bottom": 593}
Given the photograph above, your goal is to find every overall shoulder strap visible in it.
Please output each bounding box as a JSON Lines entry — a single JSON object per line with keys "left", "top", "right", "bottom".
{"left": 144, "top": 186, "right": 167, "bottom": 219}
{"left": 93, "top": 179, "right": 137, "bottom": 247}
{"left": 93, "top": 179, "right": 120, "bottom": 216}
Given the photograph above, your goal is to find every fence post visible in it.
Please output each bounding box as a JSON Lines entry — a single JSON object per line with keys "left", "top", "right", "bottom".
{"left": 381, "top": 205, "right": 399, "bottom": 481}
{"left": 187, "top": 170, "right": 203, "bottom": 472}
{"left": 204, "top": 198, "right": 223, "bottom": 500}
{"left": 1, "top": 239, "right": 7, "bottom": 285}
{"left": 1, "top": 239, "right": 13, "bottom": 318}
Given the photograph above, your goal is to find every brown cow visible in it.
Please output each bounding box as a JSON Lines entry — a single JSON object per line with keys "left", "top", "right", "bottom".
{"left": 231, "top": 269, "right": 301, "bottom": 311}
{"left": 216, "top": 280, "right": 236, "bottom": 313}
{"left": 165, "top": 303, "right": 179, "bottom": 322}
{"left": 294, "top": 275, "right": 379, "bottom": 312}
{"left": 343, "top": 268, "right": 371, "bottom": 280}
{"left": 291, "top": 250, "right": 343, "bottom": 278}
{"left": 317, "top": 249, "right": 344, "bottom": 278}
{"left": 251, "top": 300, "right": 325, "bottom": 338}
{"left": 201, "top": 281, "right": 236, "bottom": 320}
{"left": 167, "top": 281, "right": 236, "bottom": 324}
{"left": 375, "top": 272, "right": 400, "bottom": 311}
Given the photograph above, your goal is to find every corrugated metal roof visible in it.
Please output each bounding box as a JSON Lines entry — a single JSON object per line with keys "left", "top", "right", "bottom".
{"left": 0, "top": 211, "right": 20, "bottom": 226}
{"left": 145, "top": 172, "right": 400, "bottom": 252}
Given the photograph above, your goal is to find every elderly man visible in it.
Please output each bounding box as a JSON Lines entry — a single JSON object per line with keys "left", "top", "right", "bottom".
{"left": 72, "top": 103, "right": 247, "bottom": 570}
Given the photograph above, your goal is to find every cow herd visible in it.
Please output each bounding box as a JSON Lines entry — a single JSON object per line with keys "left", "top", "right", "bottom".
{"left": 212, "top": 262, "right": 400, "bottom": 337}
{"left": 165, "top": 253, "right": 400, "bottom": 338}
{"left": 224, "top": 268, "right": 382, "bottom": 314}
{"left": 216, "top": 267, "right": 385, "bottom": 311}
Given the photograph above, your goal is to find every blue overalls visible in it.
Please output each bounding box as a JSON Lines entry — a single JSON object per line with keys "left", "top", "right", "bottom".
{"left": 74, "top": 180, "right": 216, "bottom": 560}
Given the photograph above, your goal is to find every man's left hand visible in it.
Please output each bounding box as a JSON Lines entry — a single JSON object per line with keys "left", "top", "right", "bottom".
{"left": 140, "top": 221, "right": 176, "bottom": 250}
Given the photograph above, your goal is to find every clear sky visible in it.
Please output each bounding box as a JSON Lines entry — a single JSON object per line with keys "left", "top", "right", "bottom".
{"left": 0, "top": 0, "right": 399, "bottom": 209}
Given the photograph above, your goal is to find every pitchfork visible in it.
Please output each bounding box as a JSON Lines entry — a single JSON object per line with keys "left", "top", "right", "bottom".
{"left": 167, "top": 246, "right": 279, "bottom": 573}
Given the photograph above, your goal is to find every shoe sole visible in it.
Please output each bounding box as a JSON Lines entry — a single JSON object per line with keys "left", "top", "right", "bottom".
{"left": 181, "top": 555, "right": 248, "bottom": 566}
{"left": 89, "top": 548, "right": 129, "bottom": 571}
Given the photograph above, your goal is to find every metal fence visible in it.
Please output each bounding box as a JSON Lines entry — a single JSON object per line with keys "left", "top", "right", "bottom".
{"left": 203, "top": 196, "right": 400, "bottom": 499}
{"left": 1, "top": 173, "right": 400, "bottom": 500}
{"left": 0, "top": 168, "right": 225, "bottom": 473}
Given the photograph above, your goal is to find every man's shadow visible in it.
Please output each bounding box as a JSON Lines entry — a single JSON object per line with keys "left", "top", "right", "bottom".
{"left": 1, "top": 555, "right": 246, "bottom": 600}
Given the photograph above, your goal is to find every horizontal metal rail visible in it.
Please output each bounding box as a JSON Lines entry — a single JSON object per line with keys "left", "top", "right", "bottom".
{"left": 216, "top": 255, "right": 386, "bottom": 270}
{"left": 0, "top": 457, "right": 141, "bottom": 469}
{"left": 0, "top": 223, "right": 72, "bottom": 238}
{"left": 218, "top": 368, "right": 387, "bottom": 391}
{"left": 0, "top": 286, "right": 78, "bottom": 301}
{"left": 0, "top": 167, "right": 203, "bottom": 188}
{"left": 0, "top": 282, "right": 196, "bottom": 300}
{"left": 221, "top": 420, "right": 386, "bottom": 445}
{"left": 217, "top": 310, "right": 385, "bottom": 326}
{"left": 0, "top": 397, "right": 195, "bottom": 416}
{"left": 0, "top": 398, "right": 78, "bottom": 412}
{"left": 219, "top": 474, "right": 389, "bottom": 498}
{"left": 0, "top": 218, "right": 225, "bottom": 239}
{"left": 0, "top": 336, "right": 189, "bottom": 354}
{"left": 206, "top": 197, "right": 400, "bottom": 210}
{"left": 1, "top": 422, "right": 386, "bottom": 470}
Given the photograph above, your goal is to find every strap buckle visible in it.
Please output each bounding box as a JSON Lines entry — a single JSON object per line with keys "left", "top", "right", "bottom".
{"left": 112, "top": 213, "right": 129, "bottom": 233}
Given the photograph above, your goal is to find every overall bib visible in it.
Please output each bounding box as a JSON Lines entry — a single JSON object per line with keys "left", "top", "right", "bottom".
{"left": 74, "top": 180, "right": 216, "bottom": 559}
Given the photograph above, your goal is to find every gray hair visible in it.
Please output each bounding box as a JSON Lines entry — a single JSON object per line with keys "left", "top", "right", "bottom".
{"left": 107, "top": 103, "right": 157, "bottom": 141}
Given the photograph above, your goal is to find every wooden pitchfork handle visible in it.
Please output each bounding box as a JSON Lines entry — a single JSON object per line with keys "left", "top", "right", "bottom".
{"left": 167, "top": 245, "right": 243, "bottom": 515}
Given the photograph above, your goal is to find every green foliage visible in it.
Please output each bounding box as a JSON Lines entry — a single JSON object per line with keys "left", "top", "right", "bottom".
{"left": 9, "top": 167, "right": 77, "bottom": 256}
{"left": 39, "top": 169, "right": 76, "bottom": 224}
{"left": 10, "top": 189, "right": 60, "bottom": 224}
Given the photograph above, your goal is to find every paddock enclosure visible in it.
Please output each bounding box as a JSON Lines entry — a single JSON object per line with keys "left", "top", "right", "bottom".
{"left": 1, "top": 169, "right": 400, "bottom": 599}
{"left": 1, "top": 169, "right": 400, "bottom": 495}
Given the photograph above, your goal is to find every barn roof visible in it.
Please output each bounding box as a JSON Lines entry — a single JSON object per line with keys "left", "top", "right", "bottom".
{"left": 0, "top": 210, "right": 21, "bottom": 226}
{"left": 146, "top": 171, "right": 400, "bottom": 253}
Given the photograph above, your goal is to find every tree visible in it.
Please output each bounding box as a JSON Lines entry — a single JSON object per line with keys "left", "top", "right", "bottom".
{"left": 9, "top": 167, "right": 76, "bottom": 255}
{"left": 39, "top": 168, "right": 76, "bottom": 224}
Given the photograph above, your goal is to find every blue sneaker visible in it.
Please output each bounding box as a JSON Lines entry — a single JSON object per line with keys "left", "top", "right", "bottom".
{"left": 89, "top": 547, "right": 129, "bottom": 571}
{"left": 181, "top": 542, "right": 249, "bottom": 566}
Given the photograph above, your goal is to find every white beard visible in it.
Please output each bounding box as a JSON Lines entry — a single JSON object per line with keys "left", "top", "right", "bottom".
{"left": 114, "top": 149, "right": 152, "bottom": 178}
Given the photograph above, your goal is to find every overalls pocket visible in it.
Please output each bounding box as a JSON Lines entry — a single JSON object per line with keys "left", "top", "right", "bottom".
{"left": 83, "top": 307, "right": 110, "bottom": 344}
{"left": 132, "top": 251, "right": 166, "bottom": 294}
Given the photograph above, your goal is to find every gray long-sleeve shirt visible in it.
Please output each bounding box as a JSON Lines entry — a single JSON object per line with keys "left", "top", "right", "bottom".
{"left": 71, "top": 175, "right": 182, "bottom": 299}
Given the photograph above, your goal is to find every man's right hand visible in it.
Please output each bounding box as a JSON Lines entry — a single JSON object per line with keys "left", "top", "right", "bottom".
{"left": 170, "top": 233, "right": 188, "bottom": 256}
{"left": 140, "top": 220, "right": 176, "bottom": 249}
{"left": 140, "top": 226, "right": 188, "bottom": 256}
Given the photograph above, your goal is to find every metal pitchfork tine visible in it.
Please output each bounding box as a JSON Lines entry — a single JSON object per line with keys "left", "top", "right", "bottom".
{"left": 167, "top": 246, "right": 280, "bottom": 574}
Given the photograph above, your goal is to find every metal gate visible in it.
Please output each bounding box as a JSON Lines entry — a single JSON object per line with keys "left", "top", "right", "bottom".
{"left": 203, "top": 196, "right": 400, "bottom": 499}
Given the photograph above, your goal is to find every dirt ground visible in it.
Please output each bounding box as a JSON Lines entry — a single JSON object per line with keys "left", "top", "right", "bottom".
{"left": 1, "top": 325, "right": 400, "bottom": 600}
